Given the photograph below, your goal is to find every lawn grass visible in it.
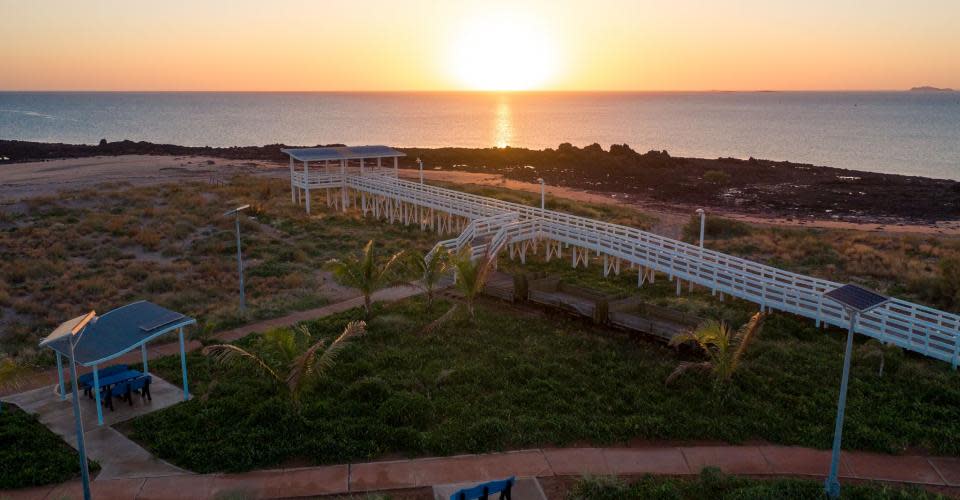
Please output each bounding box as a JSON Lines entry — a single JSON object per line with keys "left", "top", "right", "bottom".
{"left": 128, "top": 295, "right": 960, "bottom": 474}
{"left": 0, "top": 404, "right": 95, "bottom": 489}
{"left": 568, "top": 468, "right": 945, "bottom": 499}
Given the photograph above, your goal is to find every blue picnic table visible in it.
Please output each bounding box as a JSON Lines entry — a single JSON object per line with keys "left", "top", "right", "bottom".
{"left": 79, "top": 366, "right": 151, "bottom": 411}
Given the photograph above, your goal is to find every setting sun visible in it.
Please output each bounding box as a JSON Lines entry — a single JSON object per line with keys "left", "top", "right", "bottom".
{"left": 448, "top": 12, "right": 559, "bottom": 91}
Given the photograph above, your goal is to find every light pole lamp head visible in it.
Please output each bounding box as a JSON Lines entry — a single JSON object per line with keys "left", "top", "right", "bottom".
{"left": 696, "top": 208, "right": 705, "bottom": 215}
{"left": 223, "top": 204, "right": 250, "bottom": 217}
{"left": 537, "top": 177, "right": 544, "bottom": 184}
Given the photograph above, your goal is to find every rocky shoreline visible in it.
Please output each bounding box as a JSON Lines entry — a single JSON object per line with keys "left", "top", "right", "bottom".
{"left": 2, "top": 139, "right": 958, "bottom": 224}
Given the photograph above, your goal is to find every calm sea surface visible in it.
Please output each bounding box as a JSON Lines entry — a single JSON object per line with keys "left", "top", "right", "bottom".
{"left": 1, "top": 91, "right": 959, "bottom": 179}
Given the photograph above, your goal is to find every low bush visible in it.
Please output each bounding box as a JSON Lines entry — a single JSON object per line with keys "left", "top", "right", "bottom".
{"left": 129, "top": 297, "right": 960, "bottom": 473}
{"left": 568, "top": 468, "right": 944, "bottom": 499}
{"left": 0, "top": 405, "right": 97, "bottom": 489}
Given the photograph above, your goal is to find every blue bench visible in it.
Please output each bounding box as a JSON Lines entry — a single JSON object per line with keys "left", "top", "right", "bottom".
{"left": 106, "top": 375, "right": 152, "bottom": 411}
{"left": 450, "top": 477, "right": 514, "bottom": 500}
{"left": 78, "top": 364, "right": 129, "bottom": 397}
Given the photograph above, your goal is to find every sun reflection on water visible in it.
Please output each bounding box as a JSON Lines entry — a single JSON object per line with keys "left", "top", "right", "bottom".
{"left": 494, "top": 95, "right": 512, "bottom": 148}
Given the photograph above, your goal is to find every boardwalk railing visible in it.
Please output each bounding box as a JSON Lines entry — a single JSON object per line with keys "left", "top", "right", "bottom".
{"left": 292, "top": 171, "right": 960, "bottom": 366}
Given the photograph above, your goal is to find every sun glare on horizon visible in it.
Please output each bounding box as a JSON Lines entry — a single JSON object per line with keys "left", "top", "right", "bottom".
{"left": 448, "top": 13, "right": 559, "bottom": 91}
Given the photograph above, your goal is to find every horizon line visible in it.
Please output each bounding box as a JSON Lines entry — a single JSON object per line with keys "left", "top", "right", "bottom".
{"left": 0, "top": 87, "right": 953, "bottom": 94}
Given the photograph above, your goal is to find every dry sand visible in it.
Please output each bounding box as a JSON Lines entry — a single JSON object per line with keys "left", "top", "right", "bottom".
{"left": 2, "top": 155, "right": 957, "bottom": 237}
{"left": 0, "top": 155, "right": 285, "bottom": 202}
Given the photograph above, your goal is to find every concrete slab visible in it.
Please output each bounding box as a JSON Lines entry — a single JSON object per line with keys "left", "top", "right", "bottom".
{"left": 681, "top": 446, "right": 772, "bottom": 475}
{"left": 433, "top": 477, "right": 546, "bottom": 500}
{"left": 268, "top": 466, "right": 350, "bottom": 497}
{"left": 601, "top": 448, "right": 691, "bottom": 475}
{"left": 43, "top": 478, "right": 147, "bottom": 500}
{"left": 843, "top": 452, "right": 945, "bottom": 485}
{"left": 543, "top": 448, "right": 610, "bottom": 476}
{"left": 4, "top": 376, "right": 187, "bottom": 432}
{"left": 206, "top": 466, "right": 350, "bottom": 499}
{"left": 3, "top": 376, "right": 189, "bottom": 483}
{"left": 928, "top": 457, "right": 960, "bottom": 487}
{"left": 350, "top": 451, "right": 551, "bottom": 492}
{"left": 758, "top": 446, "right": 851, "bottom": 477}
{"left": 0, "top": 486, "right": 53, "bottom": 500}
{"left": 137, "top": 475, "right": 215, "bottom": 500}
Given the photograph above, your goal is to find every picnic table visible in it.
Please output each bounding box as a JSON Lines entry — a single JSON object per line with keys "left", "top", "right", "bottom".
{"left": 78, "top": 365, "right": 151, "bottom": 411}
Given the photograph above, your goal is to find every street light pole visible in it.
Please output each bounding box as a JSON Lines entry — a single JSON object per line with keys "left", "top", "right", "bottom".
{"left": 820, "top": 284, "right": 888, "bottom": 499}
{"left": 696, "top": 208, "right": 706, "bottom": 248}
{"left": 538, "top": 178, "right": 545, "bottom": 210}
{"left": 224, "top": 205, "right": 250, "bottom": 313}
{"left": 69, "top": 329, "right": 92, "bottom": 500}
{"left": 825, "top": 310, "right": 858, "bottom": 498}
{"left": 418, "top": 158, "right": 424, "bottom": 185}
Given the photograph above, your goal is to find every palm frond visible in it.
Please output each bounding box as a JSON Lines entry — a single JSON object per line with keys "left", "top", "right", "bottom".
{"left": 286, "top": 337, "right": 327, "bottom": 396}
{"left": 420, "top": 304, "right": 460, "bottom": 335}
{"left": 202, "top": 344, "right": 281, "bottom": 384}
{"left": 665, "top": 361, "right": 713, "bottom": 385}
{"left": 376, "top": 249, "right": 410, "bottom": 288}
{"left": 308, "top": 322, "right": 365, "bottom": 382}
{"left": 732, "top": 312, "right": 766, "bottom": 370}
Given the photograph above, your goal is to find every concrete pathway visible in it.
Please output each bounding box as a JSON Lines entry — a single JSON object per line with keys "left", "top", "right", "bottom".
{"left": 3, "top": 445, "right": 960, "bottom": 499}
{"left": 3, "top": 376, "right": 190, "bottom": 481}
{"left": 0, "top": 284, "right": 423, "bottom": 399}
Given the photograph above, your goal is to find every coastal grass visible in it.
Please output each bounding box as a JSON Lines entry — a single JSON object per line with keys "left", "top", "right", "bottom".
{"left": 0, "top": 175, "right": 438, "bottom": 361}
{"left": 0, "top": 404, "right": 96, "bottom": 489}
{"left": 568, "top": 468, "right": 945, "bottom": 499}
{"left": 129, "top": 296, "right": 960, "bottom": 474}
{"left": 681, "top": 215, "right": 960, "bottom": 312}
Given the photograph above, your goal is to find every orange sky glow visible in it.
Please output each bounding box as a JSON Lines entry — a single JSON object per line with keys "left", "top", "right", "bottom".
{"left": 1, "top": 0, "right": 958, "bottom": 91}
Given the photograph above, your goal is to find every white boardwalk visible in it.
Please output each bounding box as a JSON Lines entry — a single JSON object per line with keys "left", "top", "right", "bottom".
{"left": 284, "top": 147, "right": 960, "bottom": 367}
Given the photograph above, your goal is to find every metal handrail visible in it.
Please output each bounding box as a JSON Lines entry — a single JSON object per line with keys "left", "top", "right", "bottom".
{"left": 306, "top": 172, "right": 960, "bottom": 365}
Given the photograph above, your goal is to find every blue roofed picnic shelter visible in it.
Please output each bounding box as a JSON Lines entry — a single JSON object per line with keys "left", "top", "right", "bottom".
{"left": 40, "top": 301, "right": 196, "bottom": 425}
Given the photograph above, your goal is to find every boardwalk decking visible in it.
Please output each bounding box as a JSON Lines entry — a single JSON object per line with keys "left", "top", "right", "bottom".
{"left": 289, "top": 167, "right": 960, "bottom": 366}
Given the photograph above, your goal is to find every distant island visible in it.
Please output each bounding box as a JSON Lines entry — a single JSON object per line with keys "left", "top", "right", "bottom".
{"left": 910, "top": 86, "right": 954, "bottom": 92}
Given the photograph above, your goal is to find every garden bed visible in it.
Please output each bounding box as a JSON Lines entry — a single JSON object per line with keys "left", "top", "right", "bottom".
{"left": 0, "top": 404, "right": 96, "bottom": 489}
{"left": 126, "top": 296, "right": 960, "bottom": 474}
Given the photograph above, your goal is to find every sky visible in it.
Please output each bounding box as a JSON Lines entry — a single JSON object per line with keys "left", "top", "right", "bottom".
{"left": 1, "top": 0, "right": 958, "bottom": 91}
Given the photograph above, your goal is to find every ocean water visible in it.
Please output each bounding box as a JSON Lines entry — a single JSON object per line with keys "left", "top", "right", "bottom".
{"left": 1, "top": 91, "right": 959, "bottom": 180}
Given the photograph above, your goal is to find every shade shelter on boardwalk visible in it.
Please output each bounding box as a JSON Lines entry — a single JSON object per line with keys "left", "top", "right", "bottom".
{"left": 40, "top": 301, "right": 196, "bottom": 425}
{"left": 283, "top": 145, "right": 405, "bottom": 214}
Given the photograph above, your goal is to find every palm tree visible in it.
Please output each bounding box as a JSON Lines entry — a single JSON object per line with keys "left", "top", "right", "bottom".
{"left": 203, "top": 321, "right": 365, "bottom": 406}
{"left": 666, "top": 312, "right": 766, "bottom": 387}
{"left": 451, "top": 245, "right": 495, "bottom": 320}
{"left": 327, "top": 240, "right": 406, "bottom": 317}
{"left": 411, "top": 246, "right": 450, "bottom": 305}
{"left": 0, "top": 357, "right": 28, "bottom": 414}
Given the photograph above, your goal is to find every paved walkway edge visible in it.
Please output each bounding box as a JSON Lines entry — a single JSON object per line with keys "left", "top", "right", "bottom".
{"left": 4, "top": 446, "right": 960, "bottom": 499}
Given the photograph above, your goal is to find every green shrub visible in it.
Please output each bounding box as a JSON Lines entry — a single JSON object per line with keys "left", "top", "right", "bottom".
{"left": 377, "top": 391, "right": 433, "bottom": 429}
{"left": 703, "top": 170, "right": 732, "bottom": 185}
{"left": 344, "top": 377, "right": 393, "bottom": 405}
{"left": 682, "top": 215, "right": 753, "bottom": 242}
{"left": 569, "top": 468, "right": 944, "bottom": 499}
{"left": 0, "top": 405, "right": 96, "bottom": 489}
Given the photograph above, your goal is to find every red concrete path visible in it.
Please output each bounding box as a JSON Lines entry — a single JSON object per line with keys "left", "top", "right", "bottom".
{"left": 3, "top": 446, "right": 959, "bottom": 499}
{"left": 0, "top": 285, "right": 422, "bottom": 398}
